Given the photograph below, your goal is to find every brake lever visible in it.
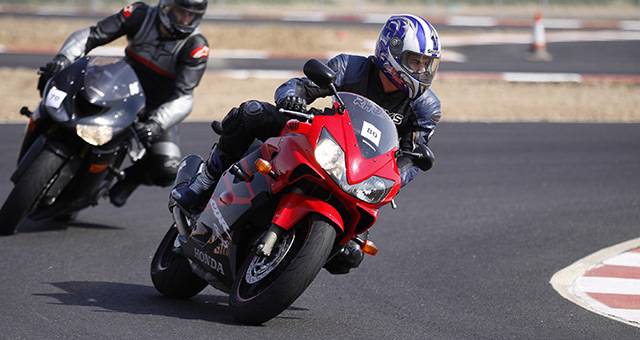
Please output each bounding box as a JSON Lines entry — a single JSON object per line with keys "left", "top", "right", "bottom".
{"left": 278, "top": 108, "right": 314, "bottom": 122}
{"left": 396, "top": 150, "right": 425, "bottom": 159}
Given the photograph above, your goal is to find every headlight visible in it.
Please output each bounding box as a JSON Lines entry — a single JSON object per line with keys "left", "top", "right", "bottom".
{"left": 314, "top": 129, "right": 346, "bottom": 180}
{"left": 314, "top": 129, "right": 394, "bottom": 204}
{"left": 345, "top": 176, "right": 394, "bottom": 204}
{"left": 76, "top": 124, "right": 113, "bottom": 146}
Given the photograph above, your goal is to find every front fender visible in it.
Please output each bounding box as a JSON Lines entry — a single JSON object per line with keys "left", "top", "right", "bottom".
{"left": 11, "top": 135, "right": 72, "bottom": 183}
{"left": 272, "top": 192, "right": 344, "bottom": 232}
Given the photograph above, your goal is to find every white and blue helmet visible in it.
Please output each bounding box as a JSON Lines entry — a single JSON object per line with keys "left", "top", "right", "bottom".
{"left": 375, "top": 15, "right": 442, "bottom": 99}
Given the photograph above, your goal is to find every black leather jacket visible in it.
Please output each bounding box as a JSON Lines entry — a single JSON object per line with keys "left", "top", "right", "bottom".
{"left": 57, "top": 1, "right": 209, "bottom": 130}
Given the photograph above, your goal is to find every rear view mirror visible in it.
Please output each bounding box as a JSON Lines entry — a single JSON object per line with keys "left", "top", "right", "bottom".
{"left": 303, "top": 59, "right": 336, "bottom": 88}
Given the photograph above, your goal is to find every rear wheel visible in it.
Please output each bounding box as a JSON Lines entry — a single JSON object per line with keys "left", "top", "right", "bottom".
{"left": 150, "top": 226, "right": 208, "bottom": 299}
{"left": 0, "top": 149, "right": 65, "bottom": 235}
{"left": 230, "top": 215, "right": 336, "bottom": 324}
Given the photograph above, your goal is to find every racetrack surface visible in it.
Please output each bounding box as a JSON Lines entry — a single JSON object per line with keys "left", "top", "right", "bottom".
{"left": 1, "top": 123, "right": 639, "bottom": 339}
{"left": 1, "top": 40, "right": 639, "bottom": 76}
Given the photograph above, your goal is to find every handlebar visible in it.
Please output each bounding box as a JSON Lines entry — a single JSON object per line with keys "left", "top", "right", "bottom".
{"left": 396, "top": 150, "right": 426, "bottom": 159}
{"left": 278, "top": 108, "right": 315, "bottom": 121}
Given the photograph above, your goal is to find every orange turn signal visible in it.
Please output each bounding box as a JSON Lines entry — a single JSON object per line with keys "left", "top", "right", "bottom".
{"left": 89, "top": 163, "right": 109, "bottom": 174}
{"left": 255, "top": 158, "right": 273, "bottom": 175}
{"left": 361, "top": 240, "right": 379, "bottom": 256}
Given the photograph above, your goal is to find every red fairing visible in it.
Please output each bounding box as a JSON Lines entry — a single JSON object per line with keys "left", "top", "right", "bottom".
{"left": 259, "top": 97, "right": 401, "bottom": 242}
{"left": 271, "top": 193, "right": 344, "bottom": 232}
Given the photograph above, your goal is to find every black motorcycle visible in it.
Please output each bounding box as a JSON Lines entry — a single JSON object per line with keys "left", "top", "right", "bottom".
{"left": 0, "top": 56, "right": 146, "bottom": 235}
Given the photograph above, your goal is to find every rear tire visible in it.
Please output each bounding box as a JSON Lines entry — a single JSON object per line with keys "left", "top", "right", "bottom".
{"left": 0, "top": 148, "right": 65, "bottom": 235}
{"left": 150, "top": 226, "right": 208, "bottom": 299}
{"left": 230, "top": 215, "right": 336, "bottom": 324}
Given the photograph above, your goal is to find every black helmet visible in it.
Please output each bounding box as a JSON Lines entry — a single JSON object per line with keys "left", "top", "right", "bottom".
{"left": 158, "top": 0, "right": 208, "bottom": 38}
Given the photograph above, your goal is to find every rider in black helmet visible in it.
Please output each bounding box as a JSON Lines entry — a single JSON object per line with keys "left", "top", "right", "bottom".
{"left": 30, "top": 0, "right": 209, "bottom": 207}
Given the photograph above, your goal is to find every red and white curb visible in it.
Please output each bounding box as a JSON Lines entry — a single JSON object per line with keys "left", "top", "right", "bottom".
{"left": 551, "top": 238, "right": 640, "bottom": 328}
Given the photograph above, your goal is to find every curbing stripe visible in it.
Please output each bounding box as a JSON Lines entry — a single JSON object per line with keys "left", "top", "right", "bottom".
{"left": 576, "top": 277, "right": 640, "bottom": 295}
{"left": 550, "top": 238, "right": 640, "bottom": 328}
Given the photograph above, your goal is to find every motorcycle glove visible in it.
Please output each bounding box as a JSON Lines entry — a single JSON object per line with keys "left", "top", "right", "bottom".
{"left": 37, "top": 54, "right": 71, "bottom": 97}
{"left": 413, "top": 144, "right": 435, "bottom": 171}
{"left": 277, "top": 95, "right": 307, "bottom": 113}
{"left": 134, "top": 120, "right": 163, "bottom": 147}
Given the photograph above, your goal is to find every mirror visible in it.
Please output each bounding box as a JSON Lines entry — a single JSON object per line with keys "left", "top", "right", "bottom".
{"left": 303, "top": 59, "right": 336, "bottom": 88}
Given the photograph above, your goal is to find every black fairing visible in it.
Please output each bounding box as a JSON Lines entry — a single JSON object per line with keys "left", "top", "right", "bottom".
{"left": 43, "top": 56, "right": 145, "bottom": 136}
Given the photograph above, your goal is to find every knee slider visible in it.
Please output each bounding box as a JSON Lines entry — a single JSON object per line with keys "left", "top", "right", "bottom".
{"left": 148, "top": 155, "right": 181, "bottom": 186}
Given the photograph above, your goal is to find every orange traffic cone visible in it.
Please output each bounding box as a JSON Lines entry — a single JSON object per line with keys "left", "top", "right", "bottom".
{"left": 528, "top": 12, "right": 552, "bottom": 61}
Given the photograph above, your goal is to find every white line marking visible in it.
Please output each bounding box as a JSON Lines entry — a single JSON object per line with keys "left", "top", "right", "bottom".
{"left": 621, "top": 20, "right": 640, "bottom": 31}
{"left": 503, "top": 73, "right": 582, "bottom": 83}
{"left": 212, "top": 70, "right": 300, "bottom": 80}
{"left": 204, "top": 13, "right": 242, "bottom": 20}
{"left": 213, "top": 49, "right": 270, "bottom": 59}
{"left": 364, "top": 14, "right": 389, "bottom": 24}
{"left": 448, "top": 16, "right": 497, "bottom": 27}
{"left": 543, "top": 19, "right": 582, "bottom": 29}
{"left": 600, "top": 308, "right": 640, "bottom": 323}
{"left": 576, "top": 277, "right": 640, "bottom": 295}
{"left": 282, "top": 13, "right": 327, "bottom": 22}
{"left": 604, "top": 252, "right": 640, "bottom": 268}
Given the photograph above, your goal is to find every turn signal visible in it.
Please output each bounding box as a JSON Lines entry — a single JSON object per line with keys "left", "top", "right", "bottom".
{"left": 89, "top": 163, "right": 109, "bottom": 174}
{"left": 361, "top": 240, "right": 379, "bottom": 256}
{"left": 255, "top": 158, "right": 273, "bottom": 175}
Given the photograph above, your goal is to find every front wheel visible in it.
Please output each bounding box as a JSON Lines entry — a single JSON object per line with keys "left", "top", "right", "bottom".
{"left": 0, "top": 148, "right": 65, "bottom": 235}
{"left": 150, "top": 226, "right": 208, "bottom": 299}
{"left": 230, "top": 215, "right": 336, "bottom": 324}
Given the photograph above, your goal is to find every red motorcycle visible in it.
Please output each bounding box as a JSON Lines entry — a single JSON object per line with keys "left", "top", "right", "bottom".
{"left": 151, "top": 59, "right": 419, "bottom": 324}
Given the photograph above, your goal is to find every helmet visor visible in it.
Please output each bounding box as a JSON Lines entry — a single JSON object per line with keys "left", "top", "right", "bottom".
{"left": 164, "top": 4, "right": 205, "bottom": 30}
{"left": 400, "top": 51, "right": 440, "bottom": 85}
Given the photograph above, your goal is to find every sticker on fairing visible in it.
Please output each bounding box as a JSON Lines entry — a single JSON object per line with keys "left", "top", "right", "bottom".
{"left": 45, "top": 86, "right": 67, "bottom": 109}
{"left": 361, "top": 121, "right": 381, "bottom": 147}
{"left": 129, "top": 82, "right": 140, "bottom": 95}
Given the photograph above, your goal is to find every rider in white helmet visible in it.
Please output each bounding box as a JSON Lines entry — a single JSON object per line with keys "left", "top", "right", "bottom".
{"left": 172, "top": 14, "right": 442, "bottom": 274}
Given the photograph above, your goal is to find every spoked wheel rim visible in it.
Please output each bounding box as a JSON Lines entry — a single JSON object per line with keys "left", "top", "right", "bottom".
{"left": 238, "top": 230, "right": 297, "bottom": 301}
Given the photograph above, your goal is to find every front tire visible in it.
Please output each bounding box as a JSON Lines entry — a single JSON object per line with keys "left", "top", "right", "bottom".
{"left": 150, "top": 226, "right": 208, "bottom": 299}
{"left": 230, "top": 215, "right": 336, "bottom": 324}
{"left": 0, "top": 148, "right": 65, "bottom": 235}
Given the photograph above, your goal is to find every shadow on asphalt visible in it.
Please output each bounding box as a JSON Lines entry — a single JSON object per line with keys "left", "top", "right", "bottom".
{"left": 35, "top": 281, "right": 309, "bottom": 325}
{"left": 19, "top": 219, "right": 124, "bottom": 233}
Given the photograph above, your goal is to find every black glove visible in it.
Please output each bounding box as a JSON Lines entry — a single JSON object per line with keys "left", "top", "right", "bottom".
{"left": 37, "top": 54, "right": 71, "bottom": 97}
{"left": 134, "top": 120, "right": 163, "bottom": 147}
{"left": 413, "top": 144, "right": 435, "bottom": 171}
{"left": 277, "top": 95, "right": 307, "bottom": 113}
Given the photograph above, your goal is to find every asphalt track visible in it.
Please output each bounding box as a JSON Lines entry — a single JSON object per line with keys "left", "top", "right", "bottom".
{"left": 1, "top": 122, "right": 639, "bottom": 339}
{"left": 1, "top": 40, "right": 639, "bottom": 77}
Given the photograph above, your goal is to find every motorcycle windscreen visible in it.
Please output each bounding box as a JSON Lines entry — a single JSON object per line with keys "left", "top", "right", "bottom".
{"left": 83, "top": 57, "right": 144, "bottom": 106}
{"left": 339, "top": 92, "right": 399, "bottom": 159}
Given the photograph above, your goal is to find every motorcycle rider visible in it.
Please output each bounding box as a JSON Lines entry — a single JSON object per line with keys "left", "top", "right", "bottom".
{"left": 172, "top": 14, "right": 442, "bottom": 273}
{"left": 31, "top": 0, "right": 210, "bottom": 207}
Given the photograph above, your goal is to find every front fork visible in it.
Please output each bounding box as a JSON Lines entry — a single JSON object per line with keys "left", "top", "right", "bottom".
{"left": 17, "top": 106, "right": 43, "bottom": 163}
{"left": 255, "top": 192, "right": 346, "bottom": 257}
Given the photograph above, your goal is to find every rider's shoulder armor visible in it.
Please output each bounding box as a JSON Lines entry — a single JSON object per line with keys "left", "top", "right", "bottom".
{"left": 328, "top": 54, "right": 370, "bottom": 89}
{"left": 125, "top": 6, "right": 203, "bottom": 78}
